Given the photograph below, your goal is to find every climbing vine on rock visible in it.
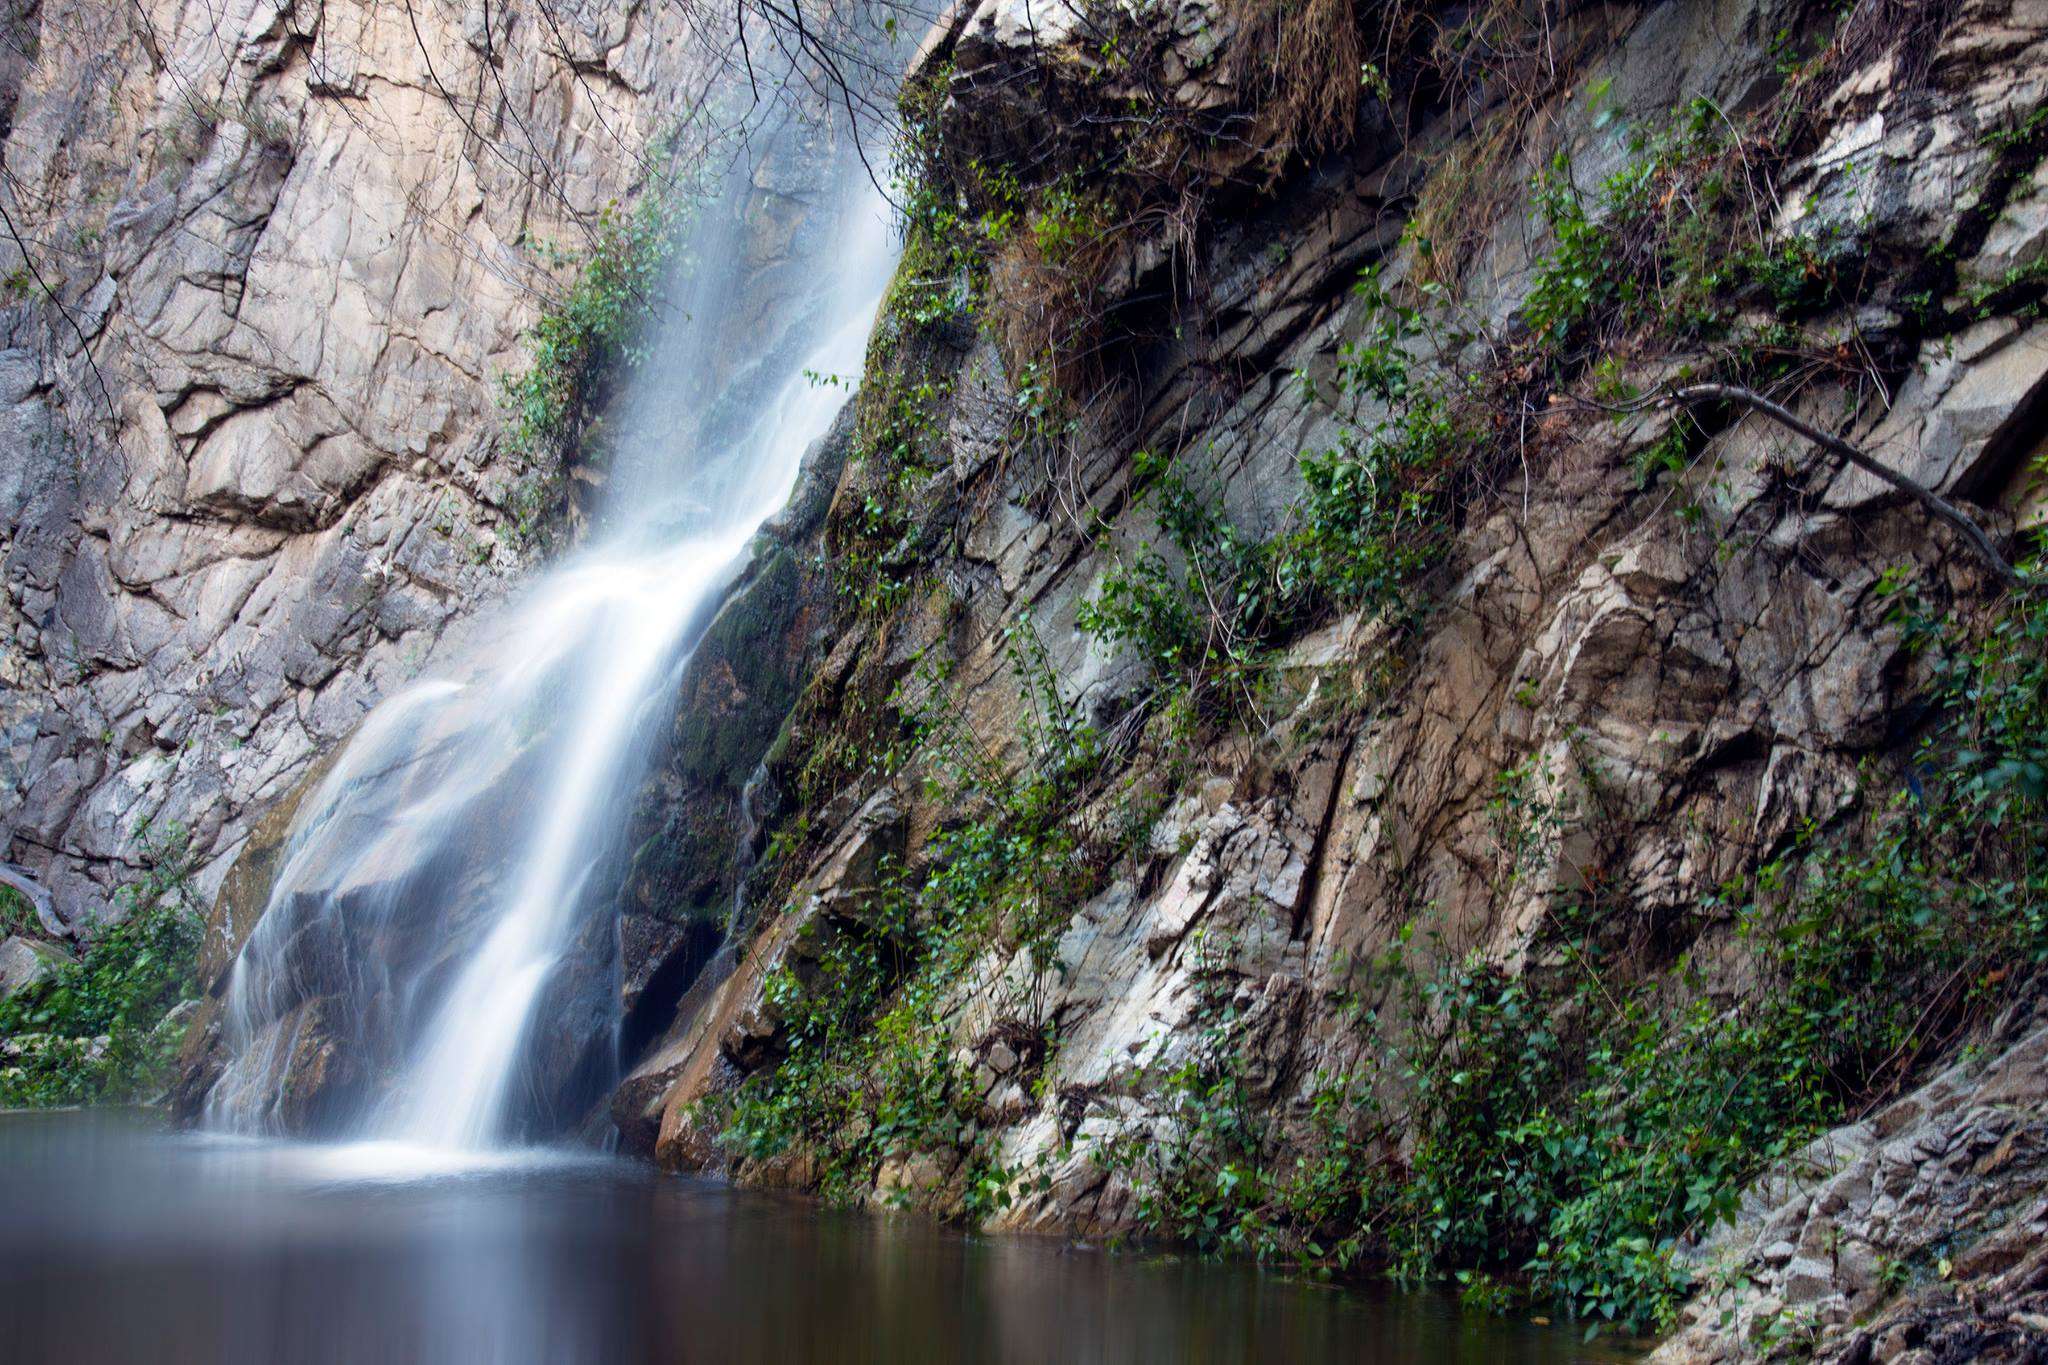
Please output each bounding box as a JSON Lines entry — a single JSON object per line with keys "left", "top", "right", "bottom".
{"left": 1080, "top": 265, "right": 1487, "bottom": 725}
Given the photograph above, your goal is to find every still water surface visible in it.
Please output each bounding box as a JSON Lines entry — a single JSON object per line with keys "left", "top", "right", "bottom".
{"left": 0, "top": 1113, "right": 1635, "bottom": 1364}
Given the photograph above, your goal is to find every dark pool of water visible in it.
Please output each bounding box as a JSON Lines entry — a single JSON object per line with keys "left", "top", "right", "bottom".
{"left": 0, "top": 1112, "right": 1636, "bottom": 1364}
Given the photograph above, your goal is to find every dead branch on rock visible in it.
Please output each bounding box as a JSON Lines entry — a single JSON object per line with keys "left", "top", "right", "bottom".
{"left": 1665, "top": 382, "right": 2025, "bottom": 590}
{"left": 0, "top": 863, "right": 69, "bottom": 940}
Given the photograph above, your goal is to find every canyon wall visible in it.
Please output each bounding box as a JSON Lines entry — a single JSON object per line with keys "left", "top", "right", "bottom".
{"left": 627, "top": 0, "right": 2048, "bottom": 1354}
{"left": 99, "top": 0, "right": 2048, "bottom": 1353}
{"left": 0, "top": 0, "right": 715, "bottom": 926}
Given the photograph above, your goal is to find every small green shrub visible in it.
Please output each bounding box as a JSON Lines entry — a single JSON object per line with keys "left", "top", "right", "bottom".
{"left": 0, "top": 826, "right": 203, "bottom": 1108}
{"left": 1520, "top": 100, "right": 1860, "bottom": 366}
{"left": 885, "top": 64, "right": 1022, "bottom": 330}
{"left": 496, "top": 180, "right": 696, "bottom": 544}
{"left": 0, "top": 885, "right": 42, "bottom": 939}
{"left": 1521, "top": 156, "right": 1645, "bottom": 353}
{"left": 1078, "top": 451, "right": 1283, "bottom": 719}
{"left": 1280, "top": 272, "right": 1475, "bottom": 611}
{"left": 1096, "top": 989, "right": 1397, "bottom": 1274}
{"left": 1281, "top": 391, "right": 1468, "bottom": 613}
{"left": 1080, "top": 267, "right": 1481, "bottom": 721}
{"left": 829, "top": 355, "right": 954, "bottom": 618}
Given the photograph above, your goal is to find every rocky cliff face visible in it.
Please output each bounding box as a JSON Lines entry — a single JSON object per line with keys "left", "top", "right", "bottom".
{"left": 0, "top": 0, "right": 712, "bottom": 926}
{"left": 623, "top": 0, "right": 2048, "bottom": 1353}
{"left": 42, "top": 0, "right": 2048, "bottom": 1354}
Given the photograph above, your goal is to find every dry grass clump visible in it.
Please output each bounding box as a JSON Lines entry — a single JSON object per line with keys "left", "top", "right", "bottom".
{"left": 987, "top": 219, "right": 1121, "bottom": 398}
{"left": 1222, "top": 0, "right": 1368, "bottom": 171}
{"left": 1404, "top": 116, "right": 1525, "bottom": 286}
{"left": 922, "top": 0, "right": 1390, "bottom": 403}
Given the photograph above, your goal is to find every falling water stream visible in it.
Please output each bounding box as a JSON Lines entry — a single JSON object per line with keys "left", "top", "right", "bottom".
{"left": 203, "top": 131, "right": 896, "bottom": 1155}
{"left": 4, "top": 43, "right": 1633, "bottom": 1365}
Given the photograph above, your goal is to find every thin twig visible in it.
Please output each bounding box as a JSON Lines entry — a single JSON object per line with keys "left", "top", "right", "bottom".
{"left": 0, "top": 196, "right": 115, "bottom": 421}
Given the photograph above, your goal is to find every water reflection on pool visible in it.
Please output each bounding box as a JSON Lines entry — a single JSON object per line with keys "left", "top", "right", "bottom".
{"left": 0, "top": 1112, "right": 1635, "bottom": 1364}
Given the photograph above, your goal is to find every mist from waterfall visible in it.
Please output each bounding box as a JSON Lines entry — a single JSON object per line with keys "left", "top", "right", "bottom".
{"left": 202, "top": 116, "right": 896, "bottom": 1153}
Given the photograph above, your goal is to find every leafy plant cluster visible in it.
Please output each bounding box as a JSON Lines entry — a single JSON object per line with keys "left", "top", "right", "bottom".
{"left": 892, "top": 73, "right": 1124, "bottom": 382}
{"left": 1077, "top": 448, "right": 1287, "bottom": 724}
{"left": 496, "top": 178, "right": 697, "bottom": 545}
{"left": 0, "top": 884, "right": 43, "bottom": 939}
{"left": 1521, "top": 95, "right": 1861, "bottom": 366}
{"left": 1079, "top": 267, "right": 1482, "bottom": 724}
{"left": 886, "top": 65, "right": 1023, "bottom": 331}
{"left": 1284, "top": 271, "right": 1484, "bottom": 610}
{"left": 828, "top": 350, "right": 957, "bottom": 619}
{"left": 1094, "top": 962, "right": 1397, "bottom": 1273}
{"left": 0, "top": 824, "right": 204, "bottom": 1109}
{"left": 717, "top": 625, "right": 1131, "bottom": 1216}
{"left": 1096, "top": 568, "right": 2048, "bottom": 1334}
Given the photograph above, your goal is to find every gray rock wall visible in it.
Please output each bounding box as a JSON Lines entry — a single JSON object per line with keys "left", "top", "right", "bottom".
{"left": 11, "top": 0, "right": 2047, "bottom": 1355}
{"left": 638, "top": 0, "right": 2048, "bottom": 1355}
{"left": 0, "top": 0, "right": 716, "bottom": 925}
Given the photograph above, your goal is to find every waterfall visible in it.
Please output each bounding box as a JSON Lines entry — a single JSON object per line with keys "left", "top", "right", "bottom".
{"left": 204, "top": 124, "right": 897, "bottom": 1151}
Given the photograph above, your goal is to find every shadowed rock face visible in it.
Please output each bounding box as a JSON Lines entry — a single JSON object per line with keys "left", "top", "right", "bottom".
{"left": 615, "top": 0, "right": 2048, "bottom": 1354}
{"left": 619, "top": 407, "right": 854, "bottom": 932}
{"left": 608, "top": 405, "right": 856, "bottom": 1147}
{"left": 0, "top": 0, "right": 725, "bottom": 930}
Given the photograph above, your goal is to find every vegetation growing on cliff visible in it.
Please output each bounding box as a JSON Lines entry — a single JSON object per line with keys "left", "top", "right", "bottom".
{"left": 828, "top": 347, "right": 957, "bottom": 618}
{"left": 497, "top": 177, "right": 696, "bottom": 545}
{"left": 702, "top": 0, "right": 2048, "bottom": 1346}
{"left": 943, "top": 75, "right": 2019, "bottom": 1343}
{"left": 0, "top": 825, "right": 203, "bottom": 1109}
{"left": 1097, "top": 572, "right": 2048, "bottom": 1332}
{"left": 713, "top": 626, "right": 1130, "bottom": 1213}
{"left": 1068, "top": 48, "right": 2048, "bottom": 1325}
{"left": 1077, "top": 264, "right": 1487, "bottom": 726}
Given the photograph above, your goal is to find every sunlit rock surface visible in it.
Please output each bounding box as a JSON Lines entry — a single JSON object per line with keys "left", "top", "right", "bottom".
{"left": 0, "top": 0, "right": 712, "bottom": 927}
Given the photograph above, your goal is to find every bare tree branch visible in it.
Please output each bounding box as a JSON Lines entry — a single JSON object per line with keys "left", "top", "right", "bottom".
{"left": 0, "top": 862, "right": 69, "bottom": 939}
{"left": 0, "top": 195, "right": 114, "bottom": 421}
{"left": 1667, "top": 383, "right": 2026, "bottom": 590}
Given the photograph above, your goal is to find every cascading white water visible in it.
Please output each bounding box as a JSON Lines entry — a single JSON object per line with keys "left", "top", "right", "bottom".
{"left": 379, "top": 257, "right": 890, "bottom": 1149}
{"left": 373, "top": 535, "right": 752, "bottom": 1149}
{"left": 205, "top": 139, "right": 897, "bottom": 1151}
